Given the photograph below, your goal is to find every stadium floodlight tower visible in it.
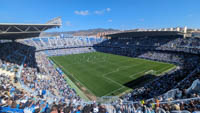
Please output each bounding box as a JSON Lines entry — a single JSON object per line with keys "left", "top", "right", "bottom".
{"left": 0, "top": 17, "right": 62, "bottom": 41}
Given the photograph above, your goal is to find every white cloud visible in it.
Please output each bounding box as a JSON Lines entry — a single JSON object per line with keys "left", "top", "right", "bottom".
{"left": 94, "top": 8, "right": 111, "bottom": 15}
{"left": 74, "top": 10, "right": 89, "bottom": 16}
{"left": 108, "top": 19, "right": 112, "bottom": 22}
{"left": 106, "top": 8, "right": 111, "bottom": 12}
{"left": 66, "top": 21, "right": 72, "bottom": 26}
{"left": 94, "top": 10, "right": 104, "bottom": 15}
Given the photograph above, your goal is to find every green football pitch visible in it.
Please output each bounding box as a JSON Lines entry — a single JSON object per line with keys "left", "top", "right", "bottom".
{"left": 50, "top": 52, "right": 175, "bottom": 97}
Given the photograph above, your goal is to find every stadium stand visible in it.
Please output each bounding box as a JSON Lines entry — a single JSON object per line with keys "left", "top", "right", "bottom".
{"left": 0, "top": 24, "right": 200, "bottom": 113}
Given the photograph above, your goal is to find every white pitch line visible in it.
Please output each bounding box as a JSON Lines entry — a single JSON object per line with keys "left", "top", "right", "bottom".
{"left": 52, "top": 58, "right": 96, "bottom": 96}
{"left": 129, "top": 64, "right": 161, "bottom": 78}
{"left": 102, "top": 63, "right": 144, "bottom": 87}
{"left": 156, "top": 65, "right": 175, "bottom": 75}
{"left": 129, "top": 70, "right": 150, "bottom": 78}
{"left": 129, "top": 64, "right": 174, "bottom": 78}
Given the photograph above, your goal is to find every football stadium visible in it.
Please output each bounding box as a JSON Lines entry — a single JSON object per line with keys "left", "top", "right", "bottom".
{"left": 1, "top": 1, "right": 200, "bottom": 113}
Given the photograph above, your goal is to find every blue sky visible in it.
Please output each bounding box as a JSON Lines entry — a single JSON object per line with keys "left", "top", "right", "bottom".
{"left": 1, "top": 0, "right": 200, "bottom": 31}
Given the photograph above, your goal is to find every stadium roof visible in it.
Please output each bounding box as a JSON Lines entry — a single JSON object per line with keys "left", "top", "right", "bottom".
{"left": 0, "top": 17, "right": 62, "bottom": 40}
{"left": 106, "top": 31, "right": 183, "bottom": 38}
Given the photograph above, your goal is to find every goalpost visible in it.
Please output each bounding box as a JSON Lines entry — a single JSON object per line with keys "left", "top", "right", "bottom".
{"left": 145, "top": 70, "right": 157, "bottom": 75}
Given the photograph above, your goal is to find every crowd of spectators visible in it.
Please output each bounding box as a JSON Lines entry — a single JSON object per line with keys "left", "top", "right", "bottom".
{"left": 0, "top": 72, "right": 109, "bottom": 113}
{"left": 97, "top": 36, "right": 200, "bottom": 54}
{"left": 22, "top": 37, "right": 106, "bottom": 51}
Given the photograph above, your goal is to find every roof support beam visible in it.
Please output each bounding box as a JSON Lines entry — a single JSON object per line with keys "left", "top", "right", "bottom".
{"left": 25, "top": 26, "right": 31, "bottom": 32}
{"left": 14, "top": 26, "right": 24, "bottom": 32}
{"left": 33, "top": 26, "right": 41, "bottom": 32}
{"left": 41, "top": 27, "right": 48, "bottom": 31}
{"left": 5, "top": 26, "right": 11, "bottom": 32}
